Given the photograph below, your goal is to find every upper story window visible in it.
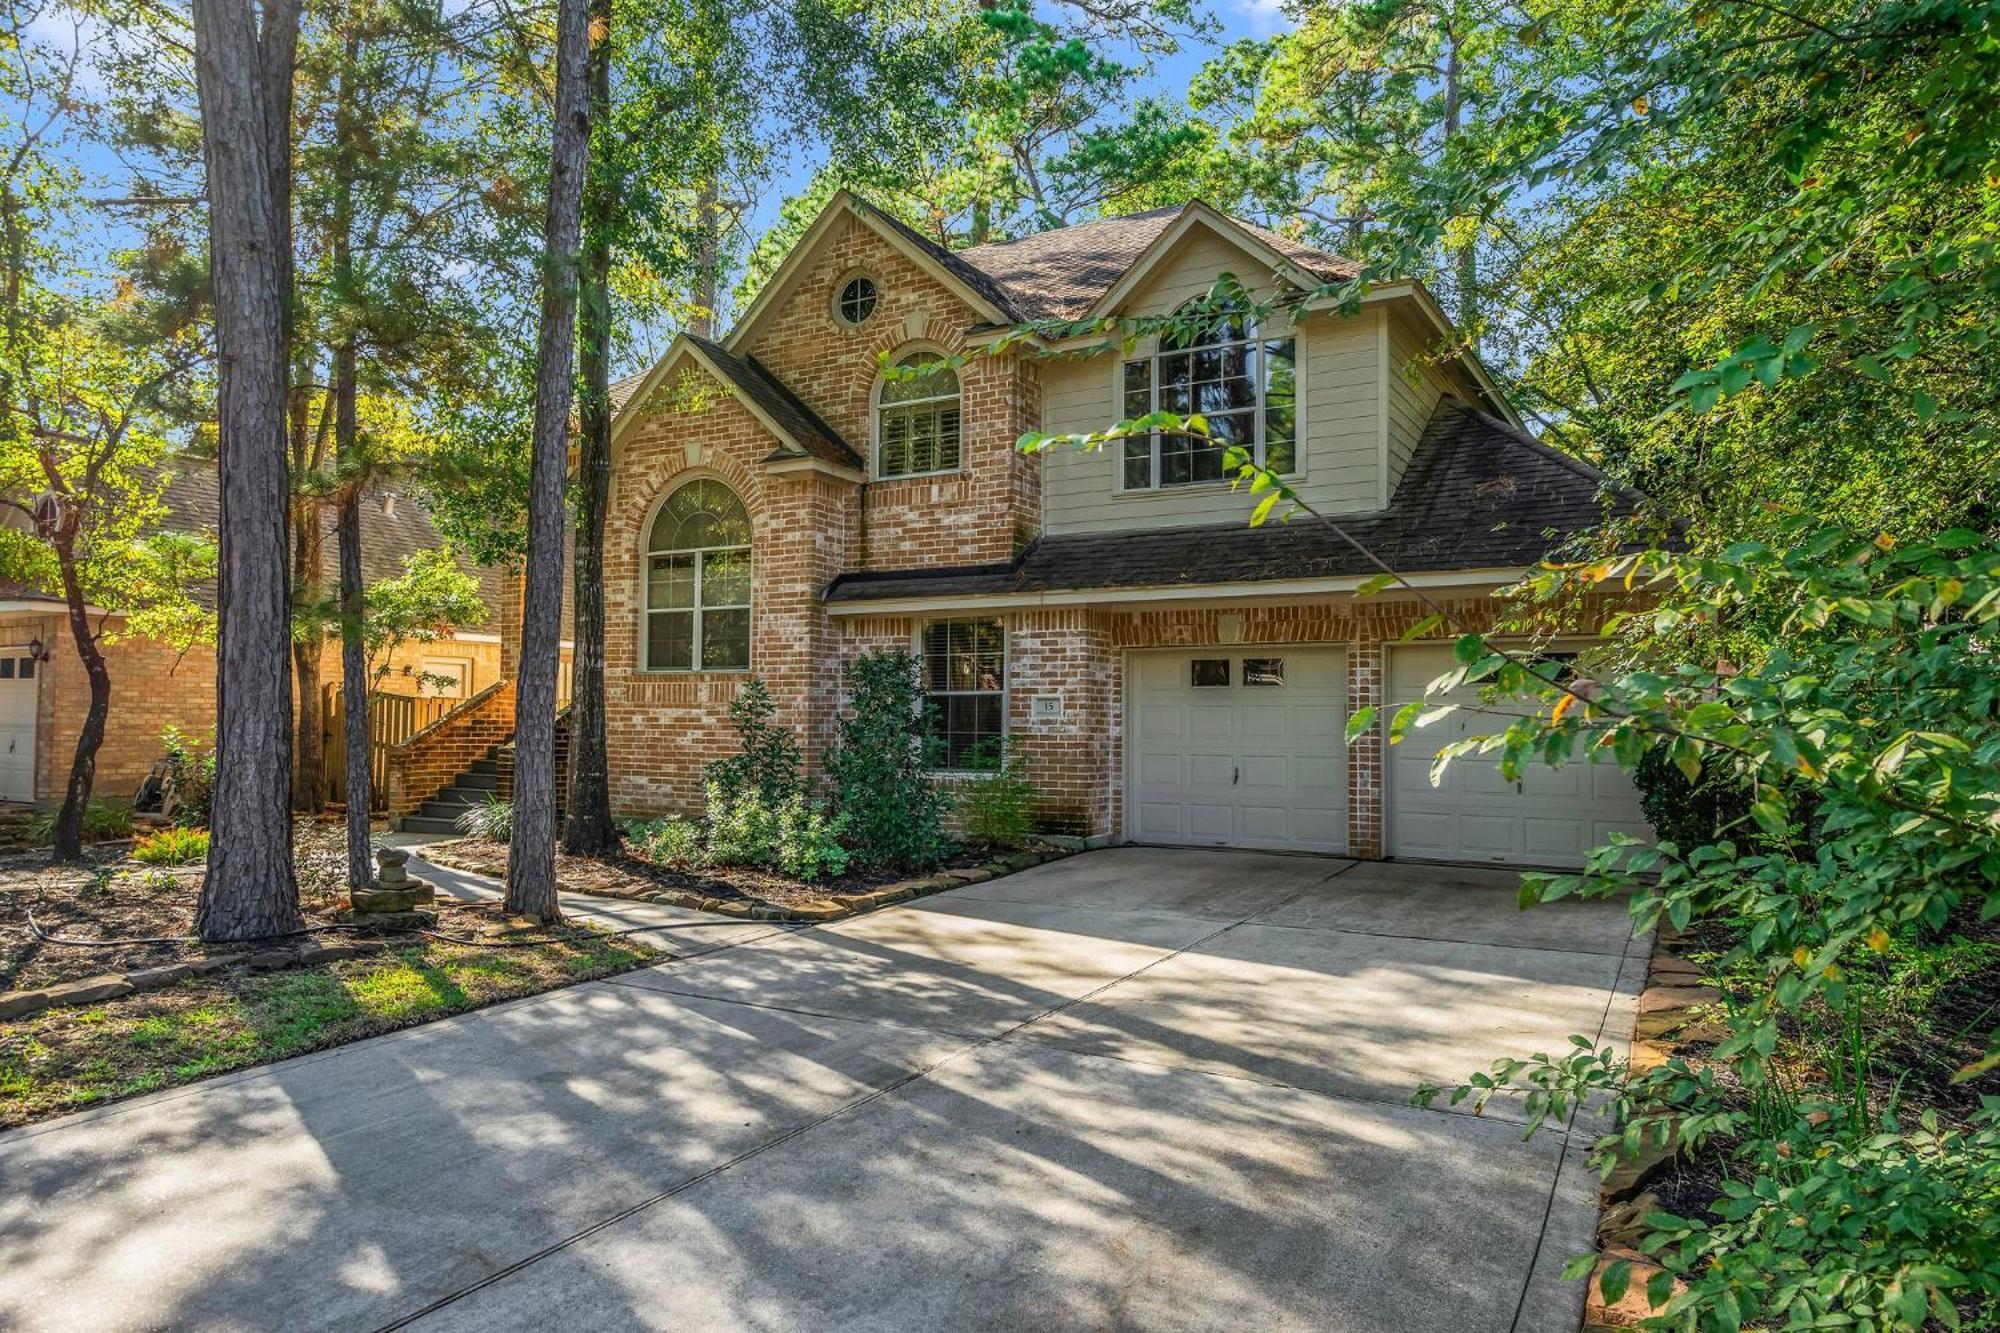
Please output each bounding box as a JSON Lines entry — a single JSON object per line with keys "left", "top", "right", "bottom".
{"left": 836, "top": 275, "right": 878, "bottom": 326}
{"left": 645, "top": 478, "right": 751, "bottom": 672}
{"left": 1119, "top": 301, "right": 1296, "bottom": 490}
{"left": 876, "top": 354, "right": 962, "bottom": 478}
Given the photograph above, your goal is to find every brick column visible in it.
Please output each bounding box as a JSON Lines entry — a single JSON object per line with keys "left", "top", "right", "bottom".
{"left": 498, "top": 563, "right": 525, "bottom": 680}
{"left": 1006, "top": 608, "right": 1116, "bottom": 838}
{"left": 1347, "top": 631, "right": 1384, "bottom": 859}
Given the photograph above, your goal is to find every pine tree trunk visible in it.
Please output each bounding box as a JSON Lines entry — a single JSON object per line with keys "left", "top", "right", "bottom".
{"left": 331, "top": 28, "right": 371, "bottom": 890}
{"left": 49, "top": 537, "right": 107, "bottom": 864}
{"left": 507, "top": 0, "right": 593, "bottom": 920}
{"left": 192, "top": 0, "right": 305, "bottom": 941}
{"left": 563, "top": 0, "right": 617, "bottom": 857}
{"left": 291, "top": 469, "right": 326, "bottom": 811}
{"left": 337, "top": 468, "right": 370, "bottom": 889}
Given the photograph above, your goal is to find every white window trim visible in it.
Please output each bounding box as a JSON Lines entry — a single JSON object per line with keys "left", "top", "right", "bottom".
{"left": 640, "top": 480, "right": 754, "bottom": 675}
{"left": 1111, "top": 313, "right": 1302, "bottom": 495}
{"left": 872, "top": 348, "right": 966, "bottom": 481}
{"left": 913, "top": 617, "right": 1008, "bottom": 775}
{"left": 833, "top": 271, "right": 879, "bottom": 328}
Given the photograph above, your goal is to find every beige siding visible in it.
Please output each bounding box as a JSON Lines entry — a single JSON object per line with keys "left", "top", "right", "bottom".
{"left": 1385, "top": 308, "right": 1454, "bottom": 494}
{"left": 1040, "top": 221, "right": 1389, "bottom": 535}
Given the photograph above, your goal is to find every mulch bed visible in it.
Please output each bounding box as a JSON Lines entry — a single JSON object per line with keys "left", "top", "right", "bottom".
{"left": 420, "top": 836, "right": 1029, "bottom": 912}
{"left": 0, "top": 819, "right": 664, "bottom": 1129}
{"left": 0, "top": 820, "right": 362, "bottom": 992}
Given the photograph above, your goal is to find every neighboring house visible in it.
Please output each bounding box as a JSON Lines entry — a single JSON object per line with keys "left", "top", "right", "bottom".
{"left": 470, "top": 192, "right": 1651, "bottom": 868}
{"left": 0, "top": 467, "right": 508, "bottom": 808}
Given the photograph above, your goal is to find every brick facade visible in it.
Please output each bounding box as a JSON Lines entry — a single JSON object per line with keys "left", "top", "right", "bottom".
{"left": 553, "top": 201, "right": 1620, "bottom": 861}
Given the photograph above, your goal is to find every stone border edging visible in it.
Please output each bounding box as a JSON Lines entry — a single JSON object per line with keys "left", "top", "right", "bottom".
{"left": 0, "top": 940, "right": 388, "bottom": 1023}
{"left": 639, "top": 846, "right": 1078, "bottom": 922}
{"left": 1582, "top": 922, "right": 1714, "bottom": 1330}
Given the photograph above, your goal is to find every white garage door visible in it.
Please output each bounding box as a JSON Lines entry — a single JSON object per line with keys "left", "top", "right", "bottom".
{"left": 1127, "top": 647, "right": 1348, "bottom": 854}
{"left": 1387, "top": 645, "right": 1648, "bottom": 868}
{"left": 0, "top": 653, "right": 37, "bottom": 803}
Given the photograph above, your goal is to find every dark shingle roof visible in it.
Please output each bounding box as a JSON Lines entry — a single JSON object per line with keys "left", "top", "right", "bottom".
{"left": 950, "top": 205, "right": 1358, "bottom": 323}
{"left": 158, "top": 467, "right": 510, "bottom": 629}
{"left": 610, "top": 371, "right": 648, "bottom": 412}
{"left": 685, "top": 335, "right": 863, "bottom": 470}
{"left": 824, "top": 403, "right": 1642, "bottom": 604}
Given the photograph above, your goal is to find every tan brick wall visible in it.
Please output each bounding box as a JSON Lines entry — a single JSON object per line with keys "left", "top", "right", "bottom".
{"left": 740, "top": 213, "right": 1039, "bottom": 569}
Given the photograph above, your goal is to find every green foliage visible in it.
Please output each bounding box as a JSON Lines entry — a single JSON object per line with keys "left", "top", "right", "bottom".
{"left": 704, "top": 676, "right": 802, "bottom": 805}
{"left": 357, "top": 547, "right": 488, "bottom": 686}
{"left": 824, "top": 650, "right": 951, "bottom": 872}
{"left": 159, "top": 727, "right": 216, "bottom": 829}
{"left": 629, "top": 815, "right": 706, "bottom": 867}
{"left": 454, "top": 794, "right": 513, "bottom": 842}
{"left": 699, "top": 781, "right": 850, "bottom": 882}
{"left": 131, "top": 827, "right": 210, "bottom": 867}
{"left": 1403, "top": 521, "right": 2000, "bottom": 1329}
{"left": 1631, "top": 744, "right": 1753, "bottom": 858}
{"left": 957, "top": 738, "right": 1038, "bottom": 849}
{"left": 27, "top": 802, "right": 131, "bottom": 846}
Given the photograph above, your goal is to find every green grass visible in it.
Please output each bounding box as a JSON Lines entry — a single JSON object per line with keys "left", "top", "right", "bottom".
{"left": 0, "top": 929, "right": 656, "bottom": 1129}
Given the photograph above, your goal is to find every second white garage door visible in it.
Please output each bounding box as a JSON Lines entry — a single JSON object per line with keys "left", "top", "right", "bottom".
{"left": 1127, "top": 647, "right": 1347, "bottom": 854}
{"left": 1387, "top": 644, "right": 1649, "bottom": 868}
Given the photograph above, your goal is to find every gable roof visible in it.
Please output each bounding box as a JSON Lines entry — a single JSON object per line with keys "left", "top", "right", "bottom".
{"left": 608, "top": 333, "right": 863, "bottom": 473}
{"left": 953, "top": 203, "right": 1358, "bottom": 324}
{"left": 823, "top": 403, "right": 1647, "bottom": 605}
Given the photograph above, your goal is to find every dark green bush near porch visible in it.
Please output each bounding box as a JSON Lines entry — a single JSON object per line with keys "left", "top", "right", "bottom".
{"left": 825, "top": 649, "right": 950, "bottom": 871}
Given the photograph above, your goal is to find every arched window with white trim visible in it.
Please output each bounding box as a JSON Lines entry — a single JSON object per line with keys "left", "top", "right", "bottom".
{"left": 875, "top": 354, "right": 962, "bottom": 478}
{"left": 644, "top": 479, "right": 750, "bottom": 671}
{"left": 1119, "top": 299, "right": 1296, "bottom": 489}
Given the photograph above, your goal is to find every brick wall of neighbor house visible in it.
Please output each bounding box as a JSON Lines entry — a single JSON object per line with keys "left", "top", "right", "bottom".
{"left": 742, "top": 214, "right": 1040, "bottom": 570}
{"left": 41, "top": 629, "right": 224, "bottom": 805}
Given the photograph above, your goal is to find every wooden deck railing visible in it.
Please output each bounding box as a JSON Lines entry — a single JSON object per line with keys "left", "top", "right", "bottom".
{"left": 322, "top": 687, "right": 461, "bottom": 811}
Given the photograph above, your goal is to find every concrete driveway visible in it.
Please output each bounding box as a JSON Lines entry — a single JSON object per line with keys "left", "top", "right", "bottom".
{"left": 0, "top": 848, "right": 1644, "bottom": 1332}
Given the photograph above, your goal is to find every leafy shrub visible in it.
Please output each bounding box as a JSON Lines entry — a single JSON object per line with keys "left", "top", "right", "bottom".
{"left": 160, "top": 726, "right": 216, "bottom": 828}
{"left": 704, "top": 676, "right": 802, "bottom": 804}
{"left": 454, "top": 794, "right": 512, "bottom": 841}
{"left": 1407, "top": 524, "right": 2000, "bottom": 1329}
{"left": 131, "top": 826, "right": 209, "bottom": 866}
{"left": 957, "top": 739, "right": 1037, "bottom": 849}
{"left": 699, "top": 781, "right": 850, "bottom": 881}
{"left": 824, "top": 649, "right": 950, "bottom": 871}
{"left": 630, "top": 815, "right": 705, "bottom": 867}
{"left": 703, "top": 782, "right": 775, "bottom": 867}
{"left": 1632, "top": 743, "right": 1753, "bottom": 851}
{"left": 769, "top": 795, "right": 850, "bottom": 881}
{"left": 28, "top": 801, "right": 131, "bottom": 845}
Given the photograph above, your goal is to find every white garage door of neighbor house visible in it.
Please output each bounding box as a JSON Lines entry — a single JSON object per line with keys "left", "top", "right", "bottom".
{"left": 1387, "top": 644, "right": 1649, "bottom": 869}
{"left": 0, "top": 654, "right": 37, "bottom": 803}
{"left": 1127, "top": 647, "right": 1348, "bottom": 855}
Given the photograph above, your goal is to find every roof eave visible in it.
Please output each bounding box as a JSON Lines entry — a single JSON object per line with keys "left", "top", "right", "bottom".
{"left": 722, "top": 191, "right": 1015, "bottom": 356}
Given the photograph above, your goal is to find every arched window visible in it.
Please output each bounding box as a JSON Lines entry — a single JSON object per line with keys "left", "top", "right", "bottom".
{"left": 1118, "top": 299, "right": 1296, "bottom": 490}
{"left": 645, "top": 479, "right": 750, "bottom": 671}
{"left": 876, "top": 354, "right": 962, "bottom": 478}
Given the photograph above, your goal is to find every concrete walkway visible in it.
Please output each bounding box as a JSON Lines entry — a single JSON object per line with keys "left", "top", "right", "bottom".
{"left": 0, "top": 847, "right": 1645, "bottom": 1332}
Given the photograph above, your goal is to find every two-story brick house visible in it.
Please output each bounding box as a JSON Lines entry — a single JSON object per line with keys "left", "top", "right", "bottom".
{"left": 578, "top": 191, "right": 1650, "bottom": 869}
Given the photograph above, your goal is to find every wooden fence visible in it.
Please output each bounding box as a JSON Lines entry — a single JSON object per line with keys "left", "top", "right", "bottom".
{"left": 322, "top": 687, "right": 460, "bottom": 811}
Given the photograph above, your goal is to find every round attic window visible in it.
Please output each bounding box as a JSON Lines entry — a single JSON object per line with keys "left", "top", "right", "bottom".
{"left": 836, "top": 275, "right": 878, "bottom": 326}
